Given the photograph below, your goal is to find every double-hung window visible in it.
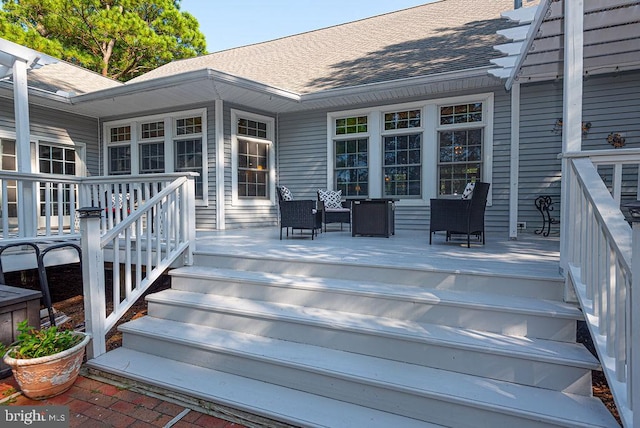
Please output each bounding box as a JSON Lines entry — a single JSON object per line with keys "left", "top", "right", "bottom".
{"left": 437, "top": 102, "right": 484, "bottom": 196}
{"left": 174, "top": 116, "right": 204, "bottom": 199}
{"left": 237, "top": 118, "right": 269, "bottom": 198}
{"left": 139, "top": 121, "right": 165, "bottom": 174}
{"left": 108, "top": 126, "right": 132, "bottom": 175}
{"left": 334, "top": 116, "right": 368, "bottom": 197}
{"left": 382, "top": 109, "right": 422, "bottom": 198}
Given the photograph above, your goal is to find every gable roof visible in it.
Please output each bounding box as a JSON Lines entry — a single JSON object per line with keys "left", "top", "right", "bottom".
{"left": 130, "top": 0, "right": 533, "bottom": 94}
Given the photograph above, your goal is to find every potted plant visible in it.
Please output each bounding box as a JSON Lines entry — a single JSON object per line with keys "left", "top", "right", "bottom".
{"left": 2, "top": 320, "right": 90, "bottom": 400}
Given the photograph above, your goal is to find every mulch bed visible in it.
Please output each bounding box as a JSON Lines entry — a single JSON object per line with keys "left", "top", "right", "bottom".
{"left": 2, "top": 264, "right": 622, "bottom": 425}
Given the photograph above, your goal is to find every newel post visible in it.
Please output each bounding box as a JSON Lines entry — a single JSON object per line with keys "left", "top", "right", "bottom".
{"left": 78, "top": 207, "right": 106, "bottom": 359}
{"left": 625, "top": 202, "right": 640, "bottom": 425}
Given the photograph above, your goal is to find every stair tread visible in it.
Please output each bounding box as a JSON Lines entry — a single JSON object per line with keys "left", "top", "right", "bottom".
{"left": 88, "top": 348, "right": 442, "bottom": 428}
{"left": 170, "top": 266, "right": 580, "bottom": 318}
{"left": 147, "top": 289, "right": 599, "bottom": 368}
{"left": 94, "top": 333, "right": 616, "bottom": 427}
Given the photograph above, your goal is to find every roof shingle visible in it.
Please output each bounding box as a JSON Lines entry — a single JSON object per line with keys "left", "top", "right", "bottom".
{"left": 131, "top": 0, "right": 535, "bottom": 93}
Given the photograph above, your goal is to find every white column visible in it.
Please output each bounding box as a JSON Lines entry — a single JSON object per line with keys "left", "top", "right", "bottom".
{"left": 509, "top": 83, "right": 521, "bottom": 239}
{"left": 215, "top": 99, "right": 225, "bottom": 229}
{"left": 79, "top": 207, "right": 107, "bottom": 359}
{"left": 560, "top": 0, "right": 584, "bottom": 274}
{"left": 13, "top": 59, "right": 37, "bottom": 237}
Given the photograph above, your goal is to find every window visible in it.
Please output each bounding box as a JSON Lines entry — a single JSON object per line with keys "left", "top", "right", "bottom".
{"left": 109, "top": 146, "right": 131, "bottom": 175}
{"left": 0, "top": 139, "right": 17, "bottom": 218}
{"left": 437, "top": 102, "right": 484, "bottom": 196}
{"left": 336, "top": 116, "right": 367, "bottom": 135}
{"left": 38, "top": 143, "right": 76, "bottom": 216}
{"left": 231, "top": 110, "right": 275, "bottom": 205}
{"left": 176, "top": 117, "right": 202, "bottom": 135}
{"left": 141, "top": 121, "right": 164, "bottom": 139}
{"left": 384, "top": 110, "right": 421, "bottom": 130}
{"left": 175, "top": 138, "right": 203, "bottom": 198}
{"left": 328, "top": 95, "right": 492, "bottom": 204}
{"left": 382, "top": 108, "right": 422, "bottom": 198}
{"left": 238, "top": 118, "right": 267, "bottom": 138}
{"left": 335, "top": 139, "right": 368, "bottom": 197}
{"left": 383, "top": 134, "right": 421, "bottom": 197}
{"left": 236, "top": 116, "right": 270, "bottom": 199}
{"left": 110, "top": 126, "right": 131, "bottom": 142}
{"left": 104, "top": 109, "right": 207, "bottom": 203}
{"left": 237, "top": 140, "right": 268, "bottom": 197}
{"left": 139, "top": 143, "right": 164, "bottom": 174}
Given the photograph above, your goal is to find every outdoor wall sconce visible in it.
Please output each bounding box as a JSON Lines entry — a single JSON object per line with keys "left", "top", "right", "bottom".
{"left": 607, "top": 132, "right": 626, "bottom": 148}
{"left": 552, "top": 119, "right": 592, "bottom": 137}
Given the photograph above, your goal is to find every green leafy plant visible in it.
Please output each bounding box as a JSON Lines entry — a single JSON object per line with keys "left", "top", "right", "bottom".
{"left": 7, "top": 320, "right": 82, "bottom": 359}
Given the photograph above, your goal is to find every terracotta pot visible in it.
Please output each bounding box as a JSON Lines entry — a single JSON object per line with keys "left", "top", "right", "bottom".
{"left": 3, "top": 333, "right": 91, "bottom": 400}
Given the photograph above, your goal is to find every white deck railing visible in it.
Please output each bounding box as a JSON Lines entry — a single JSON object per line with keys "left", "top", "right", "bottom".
{"left": 78, "top": 174, "right": 196, "bottom": 358}
{"left": 0, "top": 172, "right": 196, "bottom": 359}
{"left": 0, "top": 171, "right": 82, "bottom": 243}
{"left": 564, "top": 149, "right": 640, "bottom": 427}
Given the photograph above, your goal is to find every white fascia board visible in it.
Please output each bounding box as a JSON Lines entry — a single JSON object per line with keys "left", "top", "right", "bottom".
{"left": 301, "top": 67, "right": 496, "bottom": 102}
{"left": 69, "top": 68, "right": 301, "bottom": 105}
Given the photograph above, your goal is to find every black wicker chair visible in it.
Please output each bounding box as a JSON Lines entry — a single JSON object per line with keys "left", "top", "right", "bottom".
{"left": 277, "top": 186, "right": 322, "bottom": 240}
{"left": 317, "top": 190, "right": 351, "bottom": 232}
{"left": 429, "top": 182, "right": 490, "bottom": 248}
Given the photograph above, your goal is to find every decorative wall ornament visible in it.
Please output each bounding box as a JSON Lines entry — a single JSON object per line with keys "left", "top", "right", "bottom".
{"left": 552, "top": 119, "right": 592, "bottom": 137}
{"left": 607, "top": 132, "right": 626, "bottom": 148}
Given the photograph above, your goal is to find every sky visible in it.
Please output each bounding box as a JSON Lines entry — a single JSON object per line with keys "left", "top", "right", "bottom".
{"left": 180, "top": 0, "right": 435, "bottom": 53}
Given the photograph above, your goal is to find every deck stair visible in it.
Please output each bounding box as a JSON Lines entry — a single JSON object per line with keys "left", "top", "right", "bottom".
{"left": 87, "top": 252, "right": 619, "bottom": 427}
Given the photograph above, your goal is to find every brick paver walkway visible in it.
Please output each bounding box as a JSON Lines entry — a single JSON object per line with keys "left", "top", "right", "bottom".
{"left": 0, "top": 374, "right": 247, "bottom": 427}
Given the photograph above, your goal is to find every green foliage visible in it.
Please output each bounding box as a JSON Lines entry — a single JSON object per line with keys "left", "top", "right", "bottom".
{"left": 7, "top": 320, "right": 82, "bottom": 359}
{"left": 0, "top": 0, "right": 207, "bottom": 81}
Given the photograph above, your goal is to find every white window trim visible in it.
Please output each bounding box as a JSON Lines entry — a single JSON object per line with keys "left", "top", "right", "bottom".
{"left": 327, "top": 94, "right": 494, "bottom": 207}
{"left": 231, "top": 109, "right": 276, "bottom": 206}
{"left": 103, "top": 108, "right": 208, "bottom": 206}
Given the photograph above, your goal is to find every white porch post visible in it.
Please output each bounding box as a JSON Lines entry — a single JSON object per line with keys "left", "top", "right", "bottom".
{"left": 215, "top": 99, "right": 225, "bottom": 230}
{"left": 78, "top": 207, "right": 107, "bottom": 359}
{"left": 509, "top": 83, "right": 521, "bottom": 239}
{"left": 13, "top": 59, "right": 36, "bottom": 237}
{"left": 559, "top": 0, "right": 584, "bottom": 277}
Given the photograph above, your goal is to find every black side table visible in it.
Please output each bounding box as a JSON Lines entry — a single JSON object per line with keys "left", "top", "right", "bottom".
{"left": 351, "top": 199, "right": 396, "bottom": 237}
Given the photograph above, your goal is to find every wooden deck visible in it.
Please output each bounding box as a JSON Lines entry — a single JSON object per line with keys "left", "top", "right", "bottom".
{"left": 195, "top": 228, "right": 561, "bottom": 280}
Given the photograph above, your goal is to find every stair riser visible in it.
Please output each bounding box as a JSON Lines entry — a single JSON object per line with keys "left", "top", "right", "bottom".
{"left": 121, "top": 331, "right": 591, "bottom": 425}
{"left": 171, "top": 277, "right": 577, "bottom": 341}
{"left": 144, "top": 303, "right": 591, "bottom": 394}
{"left": 192, "top": 253, "right": 563, "bottom": 300}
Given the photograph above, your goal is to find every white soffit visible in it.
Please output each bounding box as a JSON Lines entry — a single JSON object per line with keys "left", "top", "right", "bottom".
{"left": 490, "top": 0, "right": 640, "bottom": 89}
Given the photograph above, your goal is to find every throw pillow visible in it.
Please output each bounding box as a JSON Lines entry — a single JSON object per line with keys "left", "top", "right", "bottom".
{"left": 461, "top": 182, "right": 475, "bottom": 200}
{"left": 279, "top": 186, "right": 294, "bottom": 201}
{"left": 318, "top": 189, "right": 343, "bottom": 209}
